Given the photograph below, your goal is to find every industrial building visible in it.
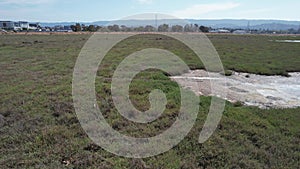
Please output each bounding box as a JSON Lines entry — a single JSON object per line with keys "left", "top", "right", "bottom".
{"left": 0, "top": 21, "right": 40, "bottom": 31}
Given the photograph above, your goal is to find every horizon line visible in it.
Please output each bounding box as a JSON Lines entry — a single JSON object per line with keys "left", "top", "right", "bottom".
{"left": 1, "top": 18, "right": 300, "bottom": 23}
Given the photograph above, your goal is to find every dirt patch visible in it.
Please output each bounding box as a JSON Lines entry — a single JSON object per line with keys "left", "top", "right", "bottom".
{"left": 172, "top": 70, "right": 300, "bottom": 109}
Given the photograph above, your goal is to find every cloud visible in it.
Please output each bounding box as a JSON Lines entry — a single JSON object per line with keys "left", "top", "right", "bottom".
{"left": 234, "top": 8, "right": 272, "bottom": 16}
{"left": 172, "top": 2, "right": 240, "bottom": 19}
{"left": 0, "top": 0, "right": 53, "bottom": 5}
{"left": 136, "top": 0, "right": 153, "bottom": 4}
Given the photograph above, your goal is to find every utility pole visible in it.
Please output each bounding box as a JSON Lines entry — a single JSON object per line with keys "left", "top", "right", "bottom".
{"left": 155, "top": 14, "right": 158, "bottom": 31}
{"left": 247, "top": 21, "right": 250, "bottom": 33}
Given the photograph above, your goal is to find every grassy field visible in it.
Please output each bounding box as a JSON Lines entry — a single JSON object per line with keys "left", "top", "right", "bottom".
{"left": 210, "top": 34, "right": 300, "bottom": 76}
{"left": 0, "top": 33, "right": 300, "bottom": 168}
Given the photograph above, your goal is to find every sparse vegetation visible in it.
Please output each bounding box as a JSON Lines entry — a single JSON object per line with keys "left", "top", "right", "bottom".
{"left": 221, "top": 70, "right": 234, "bottom": 76}
{"left": 0, "top": 34, "right": 299, "bottom": 168}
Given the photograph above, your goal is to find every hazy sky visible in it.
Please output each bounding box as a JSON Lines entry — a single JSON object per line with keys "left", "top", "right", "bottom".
{"left": 0, "top": 0, "right": 299, "bottom": 22}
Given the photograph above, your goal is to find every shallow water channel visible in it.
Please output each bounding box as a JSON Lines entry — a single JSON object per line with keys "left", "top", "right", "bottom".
{"left": 171, "top": 70, "right": 300, "bottom": 109}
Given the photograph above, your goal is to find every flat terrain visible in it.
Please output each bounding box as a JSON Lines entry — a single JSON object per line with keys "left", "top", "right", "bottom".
{"left": 172, "top": 70, "right": 300, "bottom": 108}
{"left": 209, "top": 34, "right": 300, "bottom": 76}
{"left": 0, "top": 34, "right": 300, "bottom": 168}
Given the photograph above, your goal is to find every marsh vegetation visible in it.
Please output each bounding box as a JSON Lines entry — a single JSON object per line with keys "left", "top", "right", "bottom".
{"left": 0, "top": 34, "right": 299, "bottom": 168}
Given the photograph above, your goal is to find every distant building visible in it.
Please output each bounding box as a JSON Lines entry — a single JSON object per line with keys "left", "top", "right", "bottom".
{"left": 0, "top": 21, "right": 15, "bottom": 30}
{"left": 233, "top": 30, "right": 247, "bottom": 34}
{"left": 29, "top": 23, "right": 41, "bottom": 31}
{"left": 0, "top": 21, "right": 45, "bottom": 31}
{"left": 217, "top": 29, "right": 231, "bottom": 33}
{"left": 18, "top": 21, "right": 29, "bottom": 30}
{"left": 209, "top": 29, "right": 231, "bottom": 33}
{"left": 54, "top": 25, "right": 73, "bottom": 32}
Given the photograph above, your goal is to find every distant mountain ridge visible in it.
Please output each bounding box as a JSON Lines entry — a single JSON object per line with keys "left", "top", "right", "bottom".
{"left": 189, "top": 19, "right": 300, "bottom": 30}
{"left": 40, "top": 19, "right": 300, "bottom": 31}
{"left": 40, "top": 22, "right": 108, "bottom": 27}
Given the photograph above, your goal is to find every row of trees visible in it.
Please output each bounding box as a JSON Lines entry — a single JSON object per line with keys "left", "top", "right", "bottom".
{"left": 70, "top": 23, "right": 300, "bottom": 34}
{"left": 70, "top": 23, "right": 211, "bottom": 33}
{"left": 70, "top": 23, "right": 100, "bottom": 32}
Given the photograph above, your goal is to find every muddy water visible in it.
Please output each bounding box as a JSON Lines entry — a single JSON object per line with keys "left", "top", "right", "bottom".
{"left": 171, "top": 70, "right": 300, "bottom": 109}
{"left": 275, "top": 40, "right": 300, "bottom": 43}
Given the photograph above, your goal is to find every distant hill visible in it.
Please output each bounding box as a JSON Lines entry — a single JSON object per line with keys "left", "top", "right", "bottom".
{"left": 249, "top": 23, "right": 299, "bottom": 31}
{"left": 40, "top": 19, "right": 300, "bottom": 31}
{"left": 189, "top": 19, "right": 300, "bottom": 30}
{"left": 40, "top": 21, "right": 109, "bottom": 27}
{"left": 41, "top": 22, "right": 79, "bottom": 27}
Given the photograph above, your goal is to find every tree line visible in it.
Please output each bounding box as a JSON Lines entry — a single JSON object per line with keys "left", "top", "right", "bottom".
{"left": 70, "top": 23, "right": 211, "bottom": 33}
{"left": 70, "top": 23, "right": 300, "bottom": 34}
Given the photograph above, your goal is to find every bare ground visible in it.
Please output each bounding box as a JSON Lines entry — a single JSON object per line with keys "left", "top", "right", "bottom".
{"left": 172, "top": 70, "right": 300, "bottom": 109}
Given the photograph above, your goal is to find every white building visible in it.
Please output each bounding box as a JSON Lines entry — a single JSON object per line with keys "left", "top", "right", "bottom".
{"left": 233, "top": 30, "right": 248, "bottom": 34}
{"left": 18, "top": 21, "right": 29, "bottom": 30}
{"left": 0, "top": 21, "right": 39, "bottom": 31}
{"left": 209, "top": 29, "right": 231, "bottom": 33}
{"left": 217, "top": 29, "right": 231, "bottom": 33}
{"left": 29, "top": 23, "right": 41, "bottom": 31}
